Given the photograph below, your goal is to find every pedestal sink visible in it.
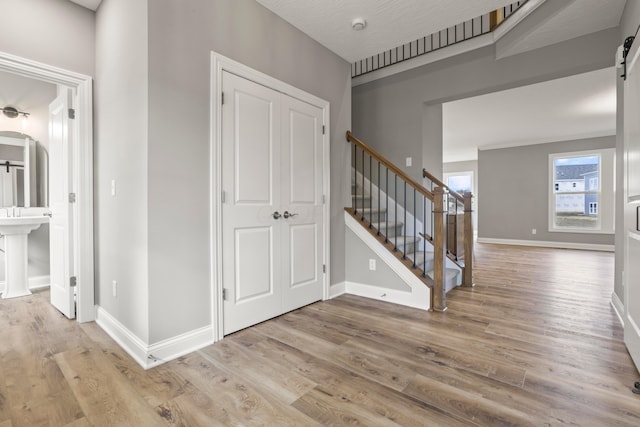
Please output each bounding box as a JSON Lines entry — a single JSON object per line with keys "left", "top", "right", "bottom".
{"left": 0, "top": 216, "right": 49, "bottom": 299}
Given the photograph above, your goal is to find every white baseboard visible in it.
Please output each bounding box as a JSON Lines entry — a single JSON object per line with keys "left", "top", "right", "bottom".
{"left": 0, "top": 275, "right": 50, "bottom": 292}
{"left": 29, "top": 275, "right": 50, "bottom": 290}
{"left": 611, "top": 292, "right": 624, "bottom": 327}
{"left": 96, "top": 306, "right": 214, "bottom": 370}
{"left": 329, "top": 281, "right": 346, "bottom": 298}
{"left": 345, "top": 281, "right": 429, "bottom": 311}
{"left": 476, "top": 237, "right": 614, "bottom": 252}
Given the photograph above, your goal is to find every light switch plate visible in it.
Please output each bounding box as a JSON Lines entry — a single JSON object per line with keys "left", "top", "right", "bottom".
{"left": 406, "top": 157, "right": 412, "bottom": 167}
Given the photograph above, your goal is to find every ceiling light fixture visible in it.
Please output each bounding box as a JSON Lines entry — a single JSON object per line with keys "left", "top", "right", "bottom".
{"left": 1, "top": 106, "right": 29, "bottom": 120}
{"left": 1, "top": 106, "right": 30, "bottom": 130}
{"left": 351, "top": 18, "right": 367, "bottom": 31}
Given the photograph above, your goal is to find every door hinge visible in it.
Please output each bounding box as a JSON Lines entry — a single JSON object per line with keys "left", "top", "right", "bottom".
{"left": 68, "top": 108, "right": 76, "bottom": 119}
{"left": 70, "top": 276, "right": 77, "bottom": 287}
{"left": 322, "top": 194, "right": 326, "bottom": 204}
{"left": 323, "top": 264, "right": 326, "bottom": 274}
{"left": 222, "top": 288, "right": 228, "bottom": 300}
{"left": 221, "top": 191, "right": 226, "bottom": 203}
{"left": 221, "top": 92, "right": 224, "bottom": 105}
{"left": 322, "top": 125, "right": 325, "bottom": 135}
{"left": 69, "top": 193, "right": 76, "bottom": 203}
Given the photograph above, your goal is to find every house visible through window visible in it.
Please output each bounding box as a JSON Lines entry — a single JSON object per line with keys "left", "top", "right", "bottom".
{"left": 549, "top": 148, "right": 615, "bottom": 233}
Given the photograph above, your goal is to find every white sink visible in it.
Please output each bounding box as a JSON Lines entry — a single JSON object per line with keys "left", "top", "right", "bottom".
{"left": 0, "top": 215, "right": 49, "bottom": 299}
{"left": 0, "top": 216, "right": 49, "bottom": 233}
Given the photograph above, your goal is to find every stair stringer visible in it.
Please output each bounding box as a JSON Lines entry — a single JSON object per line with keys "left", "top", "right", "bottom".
{"left": 345, "top": 212, "right": 431, "bottom": 311}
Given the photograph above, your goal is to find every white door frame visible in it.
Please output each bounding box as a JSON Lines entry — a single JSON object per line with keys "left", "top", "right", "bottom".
{"left": 210, "top": 51, "right": 330, "bottom": 341}
{"left": 0, "top": 51, "right": 95, "bottom": 322}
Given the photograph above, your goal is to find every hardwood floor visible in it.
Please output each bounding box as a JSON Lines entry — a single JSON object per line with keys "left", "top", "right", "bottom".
{"left": 1, "top": 243, "right": 639, "bottom": 426}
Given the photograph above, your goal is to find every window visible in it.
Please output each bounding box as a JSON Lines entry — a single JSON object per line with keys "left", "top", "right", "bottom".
{"left": 444, "top": 171, "right": 473, "bottom": 194}
{"left": 549, "top": 148, "right": 615, "bottom": 233}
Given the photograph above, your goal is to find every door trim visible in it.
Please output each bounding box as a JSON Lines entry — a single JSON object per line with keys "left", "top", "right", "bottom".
{"left": 0, "top": 51, "right": 95, "bottom": 322}
{"left": 210, "top": 51, "right": 331, "bottom": 341}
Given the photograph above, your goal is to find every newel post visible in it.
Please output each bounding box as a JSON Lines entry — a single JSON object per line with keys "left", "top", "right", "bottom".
{"left": 432, "top": 186, "right": 447, "bottom": 312}
{"left": 463, "top": 192, "right": 475, "bottom": 287}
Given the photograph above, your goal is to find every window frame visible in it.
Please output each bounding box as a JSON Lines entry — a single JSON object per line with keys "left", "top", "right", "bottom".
{"left": 548, "top": 148, "right": 615, "bottom": 234}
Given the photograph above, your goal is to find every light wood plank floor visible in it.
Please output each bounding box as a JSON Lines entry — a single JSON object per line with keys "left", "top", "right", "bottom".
{"left": 1, "top": 243, "right": 639, "bottom": 426}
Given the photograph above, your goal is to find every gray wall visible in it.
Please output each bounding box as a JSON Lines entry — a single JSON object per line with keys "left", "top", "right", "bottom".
{"left": 615, "top": 0, "right": 640, "bottom": 309}
{"left": 0, "top": 0, "right": 95, "bottom": 77}
{"left": 352, "top": 27, "right": 619, "bottom": 189}
{"left": 346, "top": 228, "right": 410, "bottom": 291}
{"left": 95, "top": 0, "right": 149, "bottom": 341}
{"left": 94, "top": 0, "right": 352, "bottom": 344}
{"left": 478, "top": 136, "right": 615, "bottom": 245}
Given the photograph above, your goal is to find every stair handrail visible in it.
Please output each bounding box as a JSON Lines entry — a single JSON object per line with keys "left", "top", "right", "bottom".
{"left": 347, "top": 131, "right": 433, "bottom": 202}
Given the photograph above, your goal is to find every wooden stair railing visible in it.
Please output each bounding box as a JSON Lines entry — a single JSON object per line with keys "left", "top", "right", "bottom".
{"left": 423, "top": 169, "right": 475, "bottom": 288}
{"left": 346, "top": 131, "right": 451, "bottom": 311}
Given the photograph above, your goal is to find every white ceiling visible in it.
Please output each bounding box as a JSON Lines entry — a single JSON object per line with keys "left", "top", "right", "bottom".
{"left": 255, "top": 0, "right": 513, "bottom": 62}
{"left": 442, "top": 67, "right": 617, "bottom": 163}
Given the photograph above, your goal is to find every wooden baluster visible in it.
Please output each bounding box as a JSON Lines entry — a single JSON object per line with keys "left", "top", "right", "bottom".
{"left": 463, "top": 191, "right": 475, "bottom": 287}
{"left": 433, "top": 186, "right": 447, "bottom": 312}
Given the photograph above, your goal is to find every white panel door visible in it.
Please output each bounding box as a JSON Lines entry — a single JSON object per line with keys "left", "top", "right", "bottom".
{"left": 624, "top": 38, "right": 640, "bottom": 371}
{"left": 222, "top": 72, "right": 283, "bottom": 334}
{"left": 49, "top": 89, "right": 75, "bottom": 319}
{"left": 281, "top": 96, "right": 324, "bottom": 312}
{"left": 222, "top": 72, "right": 325, "bottom": 335}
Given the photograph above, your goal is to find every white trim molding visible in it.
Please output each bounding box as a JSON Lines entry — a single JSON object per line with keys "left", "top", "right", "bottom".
{"left": 0, "top": 275, "right": 50, "bottom": 292}
{"left": 477, "top": 237, "right": 614, "bottom": 252}
{"left": 344, "top": 281, "right": 429, "bottom": 311}
{"left": 329, "top": 282, "right": 346, "bottom": 299}
{"left": 345, "top": 211, "right": 430, "bottom": 311}
{"left": 611, "top": 291, "right": 624, "bottom": 327}
{"left": 96, "top": 306, "right": 214, "bottom": 370}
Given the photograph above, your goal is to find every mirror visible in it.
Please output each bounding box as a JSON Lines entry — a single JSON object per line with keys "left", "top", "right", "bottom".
{"left": 0, "top": 131, "right": 48, "bottom": 207}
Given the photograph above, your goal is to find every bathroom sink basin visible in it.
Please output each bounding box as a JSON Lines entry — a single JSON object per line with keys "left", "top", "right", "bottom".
{"left": 0, "top": 216, "right": 49, "bottom": 234}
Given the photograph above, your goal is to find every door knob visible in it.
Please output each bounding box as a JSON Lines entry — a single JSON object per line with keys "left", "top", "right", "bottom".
{"left": 283, "top": 211, "right": 298, "bottom": 219}
{"left": 272, "top": 211, "right": 282, "bottom": 220}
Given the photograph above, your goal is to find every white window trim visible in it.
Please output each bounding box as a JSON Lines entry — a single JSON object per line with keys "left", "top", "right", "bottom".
{"left": 548, "top": 148, "right": 615, "bottom": 234}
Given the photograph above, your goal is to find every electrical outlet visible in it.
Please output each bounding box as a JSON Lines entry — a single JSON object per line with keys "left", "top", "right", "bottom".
{"left": 369, "top": 259, "right": 376, "bottom": 270}
{"left": 112, "top": 280, "right": 118, "bottom": 297}
{"left": 405, "top": 157, "right": 412, "bottom": 167}
{"left": 532, "top": 228, "right": 537, "bottom": 235}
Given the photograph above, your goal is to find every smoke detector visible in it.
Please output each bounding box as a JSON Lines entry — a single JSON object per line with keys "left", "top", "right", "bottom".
{"left": 351, "top": 18, "right": 367, "bottom": 31}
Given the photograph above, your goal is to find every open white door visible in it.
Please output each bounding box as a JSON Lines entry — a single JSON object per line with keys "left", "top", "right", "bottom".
{"left": 624, "top": 38, "right": 640, "bottom": 371}
{"left": 49, "top": 89, "right": 75, "bottom": 319}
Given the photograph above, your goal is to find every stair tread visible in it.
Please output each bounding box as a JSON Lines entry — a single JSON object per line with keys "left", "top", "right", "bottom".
{"left": 406, "top": 251, "right": 434, "bottom": 262}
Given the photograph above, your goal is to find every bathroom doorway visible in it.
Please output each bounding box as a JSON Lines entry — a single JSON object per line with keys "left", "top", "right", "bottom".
{"left": 0, "top": 51, "right": 95, "bottom": 322}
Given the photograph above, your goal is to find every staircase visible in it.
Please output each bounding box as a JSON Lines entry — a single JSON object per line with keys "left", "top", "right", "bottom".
{"left": 346, "top": 131, "right": 474, "bottom": 311}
